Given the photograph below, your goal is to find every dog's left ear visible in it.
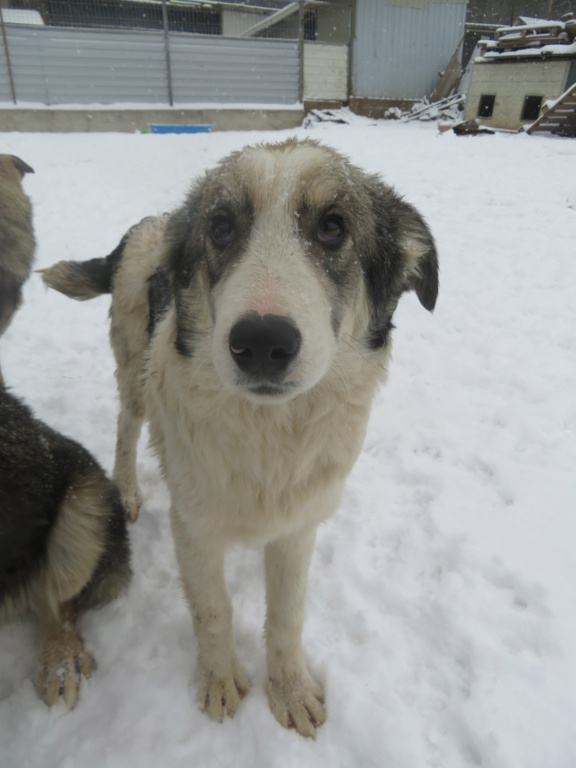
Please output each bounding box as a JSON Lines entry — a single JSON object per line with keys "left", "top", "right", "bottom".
{"left": 10, "top": 155, "right": 34, "bottom": 177}
{"left": 396, "top": 199, "right": 439, "bottom": 312}
{"left": 366, "top": 180, "right": 439, "bottom": 313}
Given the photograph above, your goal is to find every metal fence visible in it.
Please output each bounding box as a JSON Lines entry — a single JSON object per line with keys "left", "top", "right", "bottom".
{"left": 1, "top": 0, "right": 349, "bottom": 39}
{"left": 0, "top": 1, "right": 351, "bottom": 106}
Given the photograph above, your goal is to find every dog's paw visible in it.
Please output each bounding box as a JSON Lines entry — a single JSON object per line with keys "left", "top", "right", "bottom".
{"left": 196, "top": 661, "right": 250, "bottom": 721}
{"left": 37, "top": 632, "right": 96, "bottom": 709}
{"left": 267, "top": 670, "right": 326, "bottom": 739}
{"left": 122, "top": 488, "right": 142, "bottom": 523}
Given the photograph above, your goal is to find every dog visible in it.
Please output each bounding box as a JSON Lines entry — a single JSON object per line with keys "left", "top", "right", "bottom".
{"left": 42, "top": 138, "right": 438, "bottom": 737}
{"left": 0, "top": 387, "right": 131, "bottom": 708}
{"left": 0, "top": 154, "right": 35, "bottom": 385}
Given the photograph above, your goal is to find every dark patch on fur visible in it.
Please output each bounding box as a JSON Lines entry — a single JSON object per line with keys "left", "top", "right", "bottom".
{"left": 300, "top": 216, "right": 357, "bottom": 300}
{"left": 0, "top": 283, "right": 23, "bottom": 337}
{"left": 365, "top": 319, "right": 395, "bottom": 352}
{"left": 203, "top": 200, "right": 254, "bottom": 291}
{"left": 147, "top": 268, "right": 173, "bottom": 338}
{"left": 0, "top": 388, "right": 131, "bottom": 612}
{"left": 164, "top": 203, "right": 204, "bottom": 358}
{"left": 361, "top": 182, "right": 438, "bottom": 350}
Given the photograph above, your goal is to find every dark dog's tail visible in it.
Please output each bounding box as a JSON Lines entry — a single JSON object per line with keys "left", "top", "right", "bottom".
{"left": 40, "top": 233, "right": 128, "bottom": 301}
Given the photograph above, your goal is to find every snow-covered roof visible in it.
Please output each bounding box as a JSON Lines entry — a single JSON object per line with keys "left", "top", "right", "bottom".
{"left": 481, "top": 39, "right": 576, "bottom": 60}
{"left": 476, "top": 16, "right": 576, "bottom": 62}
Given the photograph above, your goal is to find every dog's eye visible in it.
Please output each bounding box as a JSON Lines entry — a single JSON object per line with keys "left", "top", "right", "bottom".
{"left": 317, "top": 216, "right": 345, "bottom": 247}
{"left": 211, "top": 216, "right": 236, "bottom": 247}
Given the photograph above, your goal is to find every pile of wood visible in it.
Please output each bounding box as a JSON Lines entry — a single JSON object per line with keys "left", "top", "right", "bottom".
{"left": 526, "top": 82, "right": 576, "bottom": 137}
{"left": 478, "top": 15, "right": 576, "bottom": 57}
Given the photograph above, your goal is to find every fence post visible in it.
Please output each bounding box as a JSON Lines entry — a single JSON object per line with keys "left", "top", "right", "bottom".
{"left": 161, "top": 0, "right": 174, "bottom": 106}
{"left": 0, "top": 10, "right": 17, "bottom": 104}
{"left": 298, "top": 0, "right": 304, "bottom": 103}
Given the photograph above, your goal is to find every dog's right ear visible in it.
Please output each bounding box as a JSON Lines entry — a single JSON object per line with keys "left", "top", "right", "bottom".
{"left": 10, "top": 155, "right": 34, "bottom": 177}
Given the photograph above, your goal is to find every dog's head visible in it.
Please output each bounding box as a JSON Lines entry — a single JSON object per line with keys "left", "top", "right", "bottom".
{"left": 164, "top": 138, "right": 438, "bottom": 403}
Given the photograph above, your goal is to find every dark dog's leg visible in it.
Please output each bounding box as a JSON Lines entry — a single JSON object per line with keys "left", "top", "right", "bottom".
{"left": 36, "top": 469, "right": 130, "bottom": 707}
{"left": 36, "top": 481, "right": 130, "bottom": 708}
{"left": 36, "top": 601, "right": 96, "bottom": 709}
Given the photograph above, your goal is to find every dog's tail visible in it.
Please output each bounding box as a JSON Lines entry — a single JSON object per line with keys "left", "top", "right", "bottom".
{"left": 40, "top": 233, "right": 128, "bottom": 301}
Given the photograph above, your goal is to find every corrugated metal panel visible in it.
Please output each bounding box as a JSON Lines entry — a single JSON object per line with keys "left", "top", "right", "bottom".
{"left": 0, "top": 26, "right": 298, "bottom": 106}
{"left": 0, "top": 42, "right": 11, "bottom": 102}
{"left": 170, "top": 35, "right": 298, "bottom": 104}
{"left": 353, "top": 0, "right": 467, "bottom": 100}
{"left": 2, "top": 27, "right": 168, "bottom": 104}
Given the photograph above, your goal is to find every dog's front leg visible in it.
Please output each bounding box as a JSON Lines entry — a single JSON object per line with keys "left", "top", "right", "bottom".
{"left": 170, "top": 507, "right": 250, "bottom": 721}
{"left": 265, "top": 525, "right": 326, "bottom": 739}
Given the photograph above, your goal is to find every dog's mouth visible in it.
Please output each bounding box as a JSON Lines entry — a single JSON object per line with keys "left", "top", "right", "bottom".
{"left": 240, "top": 380, "right": 300, "bottom": 402}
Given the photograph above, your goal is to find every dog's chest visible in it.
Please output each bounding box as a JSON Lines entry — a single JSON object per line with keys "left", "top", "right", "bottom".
{"left": 154, "top": 383, "right": 372, "bottom": 543}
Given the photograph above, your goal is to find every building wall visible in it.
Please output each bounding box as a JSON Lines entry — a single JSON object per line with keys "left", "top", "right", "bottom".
{"left": 0, "top": 24, "right": 299, "bottom": 106}
{"left": 352, "top": 0, "right": 467, "bottom": 102}
{"left": 464, "top": 59, "right": 571, "bottom": 128}
{"left": 304, "top": 43, "right": 348, "bottom": 100}
{"left": 222, "top": 9, "right": 264, "bottom": 37}
{"left": 315, "top": 0, "right": 353, "bottom": 45}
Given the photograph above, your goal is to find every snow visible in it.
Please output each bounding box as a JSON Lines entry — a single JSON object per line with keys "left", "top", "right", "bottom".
{"left": 497, "top": 20, "right": 565, "bottom": 34}
{"left": 1, "top": 119, "right": 575, "bottom": 768}
{"left": 482, "top": 40, "right": 576, "bottom": 58}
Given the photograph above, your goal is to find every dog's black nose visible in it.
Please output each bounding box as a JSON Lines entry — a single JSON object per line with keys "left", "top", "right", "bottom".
{"left": 229, "top": 314, "right": 301, "bottom": 377}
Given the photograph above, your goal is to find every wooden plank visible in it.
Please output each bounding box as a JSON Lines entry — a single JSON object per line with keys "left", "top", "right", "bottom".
{"left": 526, "top": 82, "right": 576, "bottom": 134}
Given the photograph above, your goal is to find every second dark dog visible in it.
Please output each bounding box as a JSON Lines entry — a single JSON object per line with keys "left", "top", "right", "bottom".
{"left": 0, "top": 387, "right": 131, "bottom": 708}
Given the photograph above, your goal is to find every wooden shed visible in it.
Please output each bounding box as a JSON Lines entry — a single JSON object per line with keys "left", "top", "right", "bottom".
{"left": 464, "top": 17, "right": 576, "bottom": 131}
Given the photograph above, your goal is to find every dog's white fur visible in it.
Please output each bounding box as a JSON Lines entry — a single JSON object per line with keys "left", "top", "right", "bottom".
{"left": 42, "top": 139, "right": 438, "bottom": 737}
{"left": 146, "top": 300, "right": 382, "bottom": 734}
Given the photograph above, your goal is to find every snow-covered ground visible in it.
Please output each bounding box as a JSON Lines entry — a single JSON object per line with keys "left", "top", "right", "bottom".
{"left": 0, "top": 119, "right": 575, "bottom": 768}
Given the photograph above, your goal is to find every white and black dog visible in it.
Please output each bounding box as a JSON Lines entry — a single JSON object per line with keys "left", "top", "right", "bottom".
{"left": 43, "top": 138, "right": 438, "bottom": 737}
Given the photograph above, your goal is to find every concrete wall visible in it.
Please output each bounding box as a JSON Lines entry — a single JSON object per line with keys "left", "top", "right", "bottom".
{"left": 464, "top": 59, "right": 572, "bottom": 129}
{"left": 0, "top": 106, "right": 304, "bottom": 133}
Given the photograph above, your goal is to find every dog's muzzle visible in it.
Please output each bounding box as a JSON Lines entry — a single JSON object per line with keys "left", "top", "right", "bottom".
{"left": 229, "top": 313, "right": 301, "bottom": 388}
